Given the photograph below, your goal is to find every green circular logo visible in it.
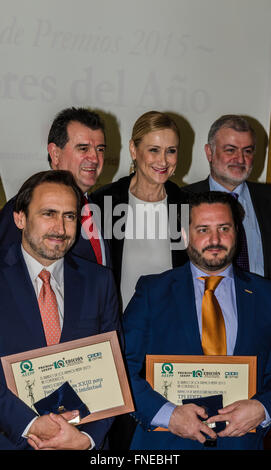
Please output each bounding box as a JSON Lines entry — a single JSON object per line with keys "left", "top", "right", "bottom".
{"left": 20, "top": 360, "right": 33, "bottom": 374}
{"left": 162, "top": 363, "right": 173, "bottom": 374}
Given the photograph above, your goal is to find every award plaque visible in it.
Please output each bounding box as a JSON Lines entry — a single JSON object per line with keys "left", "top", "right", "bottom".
{"left": 1, "top": 331, "right": 134, "bottom": 424}
{"left": 146, "top": 355, "right": 257, "bottom": 431}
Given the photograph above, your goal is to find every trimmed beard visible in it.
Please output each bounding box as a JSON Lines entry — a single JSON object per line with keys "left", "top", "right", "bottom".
{"left": 187, "top": 243, "right": 236, "bottom": 272}
{"left": 210, "top": 163, "right": 252, "bottom": 189}
{"left": 24, "top": 229, "right": 74, "bottom": 261}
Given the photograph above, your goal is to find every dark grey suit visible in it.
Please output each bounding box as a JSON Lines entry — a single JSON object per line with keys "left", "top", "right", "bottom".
{"left": 184, "top": 177, "right": 271, "bottom": 279}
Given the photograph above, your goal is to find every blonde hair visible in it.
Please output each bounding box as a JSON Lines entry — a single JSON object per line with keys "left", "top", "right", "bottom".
{"left": 131, "top": 111, "right": 180, "bottom": 147}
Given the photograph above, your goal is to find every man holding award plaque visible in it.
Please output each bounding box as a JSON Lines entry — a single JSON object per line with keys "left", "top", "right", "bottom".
{"left": 123, "top": 191, "right": 271, "bottom": 450}
{"left": 0, "top": 170, "right": 121, "bottom": 450}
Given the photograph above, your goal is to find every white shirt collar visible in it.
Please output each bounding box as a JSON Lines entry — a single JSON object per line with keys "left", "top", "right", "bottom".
{"left": 21, "top": 245, "right": 64, "bottom": 288}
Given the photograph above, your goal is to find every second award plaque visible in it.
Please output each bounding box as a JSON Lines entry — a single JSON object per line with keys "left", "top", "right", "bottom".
{"left": 146, "top": 354, "right": 257, "bottom": 431}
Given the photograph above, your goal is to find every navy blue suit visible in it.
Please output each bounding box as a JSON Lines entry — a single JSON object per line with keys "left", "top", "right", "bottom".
{"left": 0, "top": 243, "right": 120, "bottom": 449}
{"left": 0, "top": 195, "right": 112, "bottom": 267}
{"left": 123, "top": 262, "right": 271, "bottom": 450}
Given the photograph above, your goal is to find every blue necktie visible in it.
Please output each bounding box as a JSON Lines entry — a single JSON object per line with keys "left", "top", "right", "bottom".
{"left": 231, "top": 192, "right": 250, "bottom": 271}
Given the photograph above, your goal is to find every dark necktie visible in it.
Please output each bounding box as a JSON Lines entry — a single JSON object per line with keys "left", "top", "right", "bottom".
{"left": 231, "top": 192, "right": 250, "bottom": 271}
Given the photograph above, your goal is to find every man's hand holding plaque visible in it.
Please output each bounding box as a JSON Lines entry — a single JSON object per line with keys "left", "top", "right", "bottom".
{"left": 207, "top": 399, "right": 266, "bottom": 437}
{"left": 25, "top": 382, "right": 93, "bottom": 449}
{"left": 28, "top": 413, "right": 92, "bottom": 450}
{"left": 168, "top": 404, "right": 217, "bottom": 443}
{"left": 167, "top": 396, "right": 265, "bottom": 444}
{"left": 27, "top": 410, "right": 79, "bottom": 441}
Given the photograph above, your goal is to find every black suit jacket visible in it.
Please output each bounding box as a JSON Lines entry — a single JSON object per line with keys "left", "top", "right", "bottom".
{"left": 92, "top": 174, "right": 189, "bottom": 289}
{"left": 184, "top": 177, "right": 271, "bottom": 278}
{"left": 0, "top": 194, "right": 112, "bottom": 268}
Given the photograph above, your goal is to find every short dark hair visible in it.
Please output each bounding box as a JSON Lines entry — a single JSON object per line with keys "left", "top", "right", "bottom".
{"left": 47, "top": 107, "right": 105, "bottom": 166}
{"left": 207, "top": 114, "right": 256, "bottom": 152}
{"left": 14, "top": 170, "right": 83, "bottom": 217}
{"left": 188, "top": 191, "right": 245, "bottom": 232}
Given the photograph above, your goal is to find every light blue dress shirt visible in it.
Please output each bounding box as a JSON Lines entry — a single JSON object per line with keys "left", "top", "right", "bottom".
{"left": 151, "top": 262, "right": 269, "bottom": 428}
{"left": 209, "top": 176, "right": 264, "bottom": 276}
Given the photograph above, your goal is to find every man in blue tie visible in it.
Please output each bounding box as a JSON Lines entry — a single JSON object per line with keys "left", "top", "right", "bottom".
{"left": 184, "top": 115, "right": 271, "bottom": 278}
{"left": 123, "top": 191, "right": 271, "bottom": 450}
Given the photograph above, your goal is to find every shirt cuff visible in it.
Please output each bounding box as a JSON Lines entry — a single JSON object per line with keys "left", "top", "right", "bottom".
{"left": 261, "top": 405, "right": 271, "bottom": 428}
{"left": 151, "top": 400, "right": 271, "bottom": 430}
{"left": 22, "top": 417, "right": 38, "bottom": 438}
{"left": 22, "top": 418, "right": 95, "bottom": 450}
{"left": 150, "top": 402, "right": 176, "bottom": 428}
{"left": 81, "top": 432, "right": 95, "bottom": 449}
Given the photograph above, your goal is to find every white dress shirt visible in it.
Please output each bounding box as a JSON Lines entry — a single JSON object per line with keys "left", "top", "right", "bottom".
{"left": 21, "top": 246, "right": 94, "bottom": 448}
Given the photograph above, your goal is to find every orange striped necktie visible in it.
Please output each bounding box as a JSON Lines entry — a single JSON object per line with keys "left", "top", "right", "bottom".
{"left": 81, "top": 196, "right": 102, "bottom": 265}
{"left": 38, "top": 269, "right": 61, "bottom": 346}
{"left": 198, "top": 276, "right": 227, "bottom": 355}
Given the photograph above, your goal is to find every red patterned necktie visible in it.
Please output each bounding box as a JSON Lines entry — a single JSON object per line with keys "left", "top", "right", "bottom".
{"left": 38, "top": 269, "right": 61, "bottom": 346}
{"left": 81, "top": 196, "right": 102, "bottom": 265}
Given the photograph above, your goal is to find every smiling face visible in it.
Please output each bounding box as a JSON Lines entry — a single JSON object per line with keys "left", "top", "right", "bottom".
{"left": 129, "top": 128, "right": 178, "bottom": 187}
{"left": 205, "top": 127, "right": 255, "bottom": 191}
{"left": 13, "top": 182, "right": 78, "bottom": 266}
{"left": 187, "top": 202, "right": 237, "bottom": 274}
{"left": 48, "top": 121, "right": 106, "bottom": 193}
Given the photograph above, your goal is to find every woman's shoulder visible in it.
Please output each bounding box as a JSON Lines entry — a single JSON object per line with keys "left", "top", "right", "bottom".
{"left": 91, "top": 174, "right": 132, "bottom": 203}
{"left": 165, "top": 179, "right": 189, "bottom": 202}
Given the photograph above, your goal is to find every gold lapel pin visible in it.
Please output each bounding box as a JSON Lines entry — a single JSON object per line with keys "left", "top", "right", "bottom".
{"left": 244, "top": 289, "right": 253, "bottom": 294}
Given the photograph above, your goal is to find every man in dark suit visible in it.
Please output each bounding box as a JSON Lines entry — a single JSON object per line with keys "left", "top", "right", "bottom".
{"left": 123, "top": 191, "right": 271, "bottom": 450}
{"left": 184, "top": 114, "right": 271, "bottom": 278}
{"left": 0, "top": 107, "right": 111, "bottom": 267}
{"left": 0, "top": 170, "right": 120, "bottom": 450}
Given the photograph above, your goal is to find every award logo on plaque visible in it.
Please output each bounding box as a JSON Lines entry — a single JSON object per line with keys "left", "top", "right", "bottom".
{"left": 1, "top": 331, "right": 134, "bottom": 424}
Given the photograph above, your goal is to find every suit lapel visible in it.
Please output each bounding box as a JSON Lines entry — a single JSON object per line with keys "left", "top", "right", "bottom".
{"left": 61, "top": 255, "right": 85, "bottom": 341}
{"left": 170, "top": 264, "right": 256, "bottom": 356}
{"left": 247, "top": 182, "right": 268, "bottom": 226}
{"left": 3, "top": 244, "right": 46, "bottom": 346}
{"left": 171, "top": 264, "right": 203, "bottom": 354}
{"left": 233, "top": 269, "right": 255, "bottom": 354}
{"left": 247, "top": 182, "right": 271, "bottom": 277}
{"left": 201, "top": 177, "right": 211, "bottom": 191}
{"left": 110, "top": 176, "right": 131, "bottom": 286}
